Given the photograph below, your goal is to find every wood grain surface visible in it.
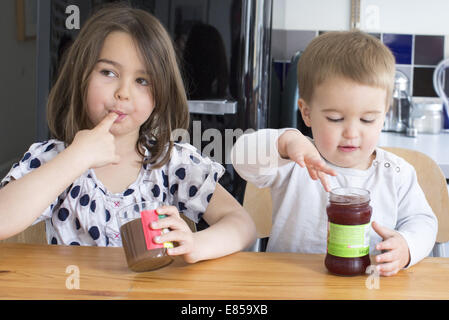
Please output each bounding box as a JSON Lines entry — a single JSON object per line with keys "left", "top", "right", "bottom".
{"left": 1, "top": 243, "right": 448, "bottom": 300}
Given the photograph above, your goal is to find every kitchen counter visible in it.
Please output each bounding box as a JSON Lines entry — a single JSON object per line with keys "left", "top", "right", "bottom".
{"left": 379, "top": 131, "right": 449, "bottom": 179}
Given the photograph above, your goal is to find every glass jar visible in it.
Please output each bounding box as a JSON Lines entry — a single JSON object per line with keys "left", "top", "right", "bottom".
{"left": 325, "top": 188, "right": 372, "bottom": 276}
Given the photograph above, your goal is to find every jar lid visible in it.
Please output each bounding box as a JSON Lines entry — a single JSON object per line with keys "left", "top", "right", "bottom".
{"left": 412, "top": 97, "right": 443, "bottom": 111}
{"left": 329, "top": 187, "right": 370, "bottom": 205}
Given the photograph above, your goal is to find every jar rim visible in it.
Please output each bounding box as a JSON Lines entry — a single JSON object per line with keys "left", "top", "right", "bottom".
{"left": 329, "top": 187, "right": 370, "bottom": 205}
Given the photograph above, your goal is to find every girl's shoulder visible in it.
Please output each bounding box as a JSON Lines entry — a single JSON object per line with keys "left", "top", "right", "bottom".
{"left": 169, "top": 142, "right": 220, "bottom": 168}
{"left": 21, "top": 139, "right": 66, "bottom": 166}
{"left": 27, "top": 139, "right": 66, "bottom": 155}
{"left": 143, "top": 142, "right": 225, "bottom": 182}
{"left": 1, "top": 140, "right": 66, "bottom": 186}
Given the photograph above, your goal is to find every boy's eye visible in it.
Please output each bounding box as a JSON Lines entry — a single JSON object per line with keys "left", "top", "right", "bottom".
{"left": 361, "top": 118, "right": 375, "bottom": 123}
{"left": 326, "top": 117, "right": 343, "bottom": 122}
{"left": 136, "top": 78, "right": 149, "bottom": 86}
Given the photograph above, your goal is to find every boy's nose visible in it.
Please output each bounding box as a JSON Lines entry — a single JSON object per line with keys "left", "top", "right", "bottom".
{"left": 342, "top": 124, "right": 358, "bottom": 139}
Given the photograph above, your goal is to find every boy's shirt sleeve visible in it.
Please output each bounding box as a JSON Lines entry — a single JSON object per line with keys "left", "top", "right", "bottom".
{"left": 231, "top": 128, "right": 298, "bottom": 188}
{"left": 395, "top": 160, "right": 438, "bottom": 268}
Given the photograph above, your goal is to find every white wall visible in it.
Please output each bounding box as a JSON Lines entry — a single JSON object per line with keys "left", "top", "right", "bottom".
{"left": 273, "top": 0, "right": 350, "bottom": 31}
{"left": 274, "top": 0, "right": 449, "bottom": 35}
{"left": 0, "top": 0, "right": 36, "bottom": 177}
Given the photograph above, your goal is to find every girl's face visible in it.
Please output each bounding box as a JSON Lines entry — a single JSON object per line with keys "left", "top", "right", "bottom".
{"left": 299, "top": 77, "right": 387, "bottom": 170}
{"left": 86, "top": 31, "right": 154, "bottom": 138}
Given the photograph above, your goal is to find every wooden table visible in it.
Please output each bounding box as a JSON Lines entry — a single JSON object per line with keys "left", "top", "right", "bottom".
{"left": 1, "top": 243, "right": 449, "bottom": 300}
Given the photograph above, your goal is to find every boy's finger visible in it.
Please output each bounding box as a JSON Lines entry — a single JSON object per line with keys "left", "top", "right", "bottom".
{"left": 292, "top": 154, "right": 305, "bottom": 167}
{"left": 376, "top": 237, "right": 397, "bottom": 251}
{"left": 96, "top": 112, "right": 119, "bottom": 131}
{"left": 375, "top": 249, "right": 397, "bottom": 263}
{"left": 371, "top": 221, "right": 397, "bottom": 240}
{"left": 377, "top": 261, "right": 399, "bottom": 276}
{"left": 317, "top": 171, "right": 331, "bottom": 192}
{"left": 306, "top": 166, "right": 318, "bottom": 180}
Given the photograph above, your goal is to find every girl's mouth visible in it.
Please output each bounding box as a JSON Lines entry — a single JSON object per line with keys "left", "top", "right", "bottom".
{"left": 111, "top": 110, "right": 127, "bottom": 122}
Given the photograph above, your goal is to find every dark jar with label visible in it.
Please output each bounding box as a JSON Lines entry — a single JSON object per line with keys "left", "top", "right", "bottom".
{"left": 325, "top": 187, "right": 372, "bottom": 276}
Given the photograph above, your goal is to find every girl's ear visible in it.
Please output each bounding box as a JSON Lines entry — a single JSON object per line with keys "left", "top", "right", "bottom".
{"left": 298, "top": 98, "right": 312, "bottom": 127}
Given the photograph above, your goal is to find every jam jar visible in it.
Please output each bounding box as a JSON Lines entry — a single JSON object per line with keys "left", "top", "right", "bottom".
{"left": 325, "top": 187, "right": 372, "bottom": 276}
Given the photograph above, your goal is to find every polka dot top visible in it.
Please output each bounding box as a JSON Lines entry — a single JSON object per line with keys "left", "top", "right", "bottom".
{"left": 0, "top": 140, "right": 225, "bottom": 247}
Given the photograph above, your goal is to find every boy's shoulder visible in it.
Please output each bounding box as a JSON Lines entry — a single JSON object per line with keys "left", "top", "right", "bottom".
{"left": 375, "top": 147, "right": 416, "bottom": 174}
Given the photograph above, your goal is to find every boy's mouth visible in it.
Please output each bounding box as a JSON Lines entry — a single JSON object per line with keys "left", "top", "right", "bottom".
{"left": 338, "top": 145, "right": 359, "bottom": 152}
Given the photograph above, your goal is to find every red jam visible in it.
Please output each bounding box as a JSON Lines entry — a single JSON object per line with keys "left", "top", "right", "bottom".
{"left": 325, "top": 188, "right": 372, "bottom": 276}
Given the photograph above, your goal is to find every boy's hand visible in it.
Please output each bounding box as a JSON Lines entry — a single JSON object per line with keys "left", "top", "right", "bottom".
{"left": 278, "top": 130, "right": 337, "bottom": 192}
{"left": 372, "top": 221, "right": 411, "bottom": 276}
{"left": 69, "top": 112, "right": 121, "bottom": 169}
{"left": 151, "top": 206, "right": 197, "bottom": 263}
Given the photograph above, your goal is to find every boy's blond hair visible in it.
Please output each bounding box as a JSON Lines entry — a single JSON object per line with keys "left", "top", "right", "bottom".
{"left": 297, "top": 30, "right": 396, "bottom": 106}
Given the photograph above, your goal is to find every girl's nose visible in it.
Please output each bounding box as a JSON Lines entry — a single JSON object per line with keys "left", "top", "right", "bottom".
{"left": 115, "top": 82, "right": 130, "bottom": 100}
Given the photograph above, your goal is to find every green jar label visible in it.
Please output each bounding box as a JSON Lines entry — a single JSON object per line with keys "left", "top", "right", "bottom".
{"left": 327, "top": 222, "right": 370, "bottom": 258}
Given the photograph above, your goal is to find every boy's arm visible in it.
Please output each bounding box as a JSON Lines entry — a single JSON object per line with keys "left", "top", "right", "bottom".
{"left": 230, "top": 129, "right": 294, "bottom": 188}
{"left": 395, "top": 166, "right": 438, "bottom": 268}
{"left": 231, "top": 128, "right": 336, "bottom": 191}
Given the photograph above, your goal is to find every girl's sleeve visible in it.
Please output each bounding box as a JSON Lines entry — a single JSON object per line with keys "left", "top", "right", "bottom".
{"left": 0, "top": 140, "right": 65, "bottom": 224}
{"left": 166, "top": 143, "right": 225, "bottom": 223}
{"left": 230, "top": 128, "right": 296, "bottom": 188}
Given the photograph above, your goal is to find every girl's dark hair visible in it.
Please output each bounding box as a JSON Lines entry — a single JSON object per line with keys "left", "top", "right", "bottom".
{"left": 47, "top": 4, "right": 189, "bottom": 168}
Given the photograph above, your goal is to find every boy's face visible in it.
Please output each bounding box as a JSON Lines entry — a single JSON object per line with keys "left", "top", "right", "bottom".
{"left": 298, "top": 77, "right": 387, "bottom": 170}
{"left": 86, "top": 31, "right": 154, "bottom": 139}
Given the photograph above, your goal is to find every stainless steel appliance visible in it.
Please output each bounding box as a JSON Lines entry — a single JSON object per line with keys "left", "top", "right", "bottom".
{"left": 384, "top": 70, "right": 413, "bottom": 134}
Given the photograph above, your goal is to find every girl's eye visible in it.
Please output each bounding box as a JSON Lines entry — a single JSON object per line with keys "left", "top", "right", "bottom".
{"left": 361, "top": 119, "right": 375, "bottom": 123}
{"left": 100, "top": 69, "right": 116, "bottom": 78}
{"left": 136, "top": 78, "right": 149, "bottom": 86}
{"left": 326, "top": 117, "right": 343, "bottom": 122}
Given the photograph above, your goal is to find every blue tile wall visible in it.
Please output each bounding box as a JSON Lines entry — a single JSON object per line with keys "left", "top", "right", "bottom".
{"left": 414, "top": 35, "right": 444, "bottom": 65}
{"left": 383, "top": 33, "right": 413, "bottom": 65}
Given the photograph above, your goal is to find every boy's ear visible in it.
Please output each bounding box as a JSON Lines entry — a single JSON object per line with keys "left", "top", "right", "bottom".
{"left": 298, "top": 98, "right": 312, "bottom": 127}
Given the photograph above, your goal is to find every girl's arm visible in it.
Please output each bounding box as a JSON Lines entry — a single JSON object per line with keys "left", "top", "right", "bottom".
{"left": 0, "top": 147, "right": 90, "bottom": 240}
{"left": 154, "top": 183, "right": 256, "bottom": 263}
{"left": 189, "top": 183, "right": 256, "bottom": 262}
{"left": 0, "top": 113, "right": 119, "bottom": 240}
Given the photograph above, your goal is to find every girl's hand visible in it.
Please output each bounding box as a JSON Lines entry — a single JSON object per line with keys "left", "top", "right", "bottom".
{"left": 69, "top": 112, "right": 121, "bottom": 169}
{"left": 278, "top": 130, "right": 337, "bottom": 192}
{"left": 151, "top": 206, "right": 197, "bottom": 263}
{"left": 372, "top": 221, "right": 411, "bottom": 276}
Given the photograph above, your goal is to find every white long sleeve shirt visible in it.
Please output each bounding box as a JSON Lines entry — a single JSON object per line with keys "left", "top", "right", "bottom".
{"left": 231, "top": 129, "right": 438, "bottom": 268}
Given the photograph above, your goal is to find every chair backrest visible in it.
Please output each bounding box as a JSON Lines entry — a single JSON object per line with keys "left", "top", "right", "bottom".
{"left": 381, "top": 147, "right": 449, "bottom": 243}
{"left": 242, "top": 182, "right": 272, "bottom": 239}
{"left": 0, "top": 221, "right": 47, "bottom": 244}
{"left": 242, "top": 147, "right": 449, "bottom": 244}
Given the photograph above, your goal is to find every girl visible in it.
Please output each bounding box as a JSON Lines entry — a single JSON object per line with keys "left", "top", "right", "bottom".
{"left": 0, "top": 5, "right": 256, "bottom": 264}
